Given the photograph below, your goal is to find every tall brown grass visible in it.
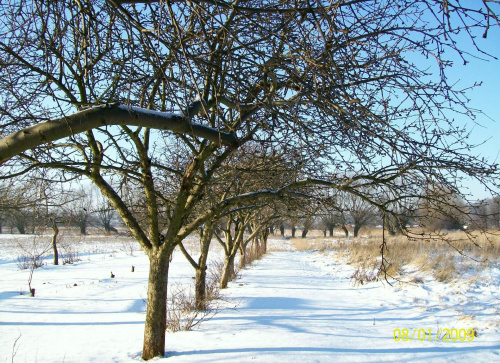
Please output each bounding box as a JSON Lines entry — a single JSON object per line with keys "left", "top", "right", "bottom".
{"left": 291, "top": 229, "right": 500, "bottom": 283}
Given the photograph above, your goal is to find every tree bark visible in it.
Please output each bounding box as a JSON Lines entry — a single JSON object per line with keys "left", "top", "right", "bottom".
{"left": 239, "top": 244, "right": 247, "bottom": 269}
{"left": 220, "top": 254, "right": 235, "bottom": 289}
{"left": 252, "top": 237, "right": 260, "bottom": 258}
{"left": 194, "top": 241, "right": 211, "bottom": 310}
{"left": 194, "top": 267, "right": 207, "bottom": 311}
{"left": 79, "top": 222, "right": 87, "bottom": 235}
{"left": 280, "top": 224, "right": 285, "bottom": 237}
{"left": 51, "top": 218, "right": 59, "bottom": 265}
{"left": 291, "top": 226, "right": 296, "bottom": 238}
{"left": 341, "top": 224, "right": 349, "bottom": 237}
{"left": 301, "top": 229, "right": 308, "bottom": 238}
{"left": 142, "top": 251, "right": 170, "bottom": 360}
{"left": 353, "top": 225, "right": 360, "bottom": 237}
{"left": 261, "top": 237, "right": 267, "bottom": 255}
{"left": 16, "top": 223, "right": 26, "bottom": 234}
{"left": 194, "top": 223, "right": 214, "bottom": 311}
{"left": 329, "top": 225, "right": 334, "bottom": 237}
{"left": 0, "top": 104, "right": 238, "bottom": 164}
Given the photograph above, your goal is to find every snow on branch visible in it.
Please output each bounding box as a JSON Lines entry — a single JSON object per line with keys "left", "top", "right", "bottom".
{"left": 0, "top": 103, "right": 238, "bottom": 164}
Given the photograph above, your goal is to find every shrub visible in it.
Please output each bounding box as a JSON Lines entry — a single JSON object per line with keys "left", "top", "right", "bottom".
{"left": 166, "top": 281, "right": 219, "bottom": 332}
{"left": 16, "top": 255, "right": 44, "bottom": 270}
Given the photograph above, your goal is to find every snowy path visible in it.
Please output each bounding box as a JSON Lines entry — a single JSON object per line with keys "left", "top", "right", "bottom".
{"left": 166, "top": 251, "right": 500, "bottom": 363}
{"left": 1, "top": 243, "right": 499, "bottom": 362}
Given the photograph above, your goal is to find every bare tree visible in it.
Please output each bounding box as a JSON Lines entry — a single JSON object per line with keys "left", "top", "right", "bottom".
{"left": 96, "top": 193, "right": 117, "bottom": 234}
{"left": 64, "top": 186, "right": 94, "bottom": 236}
{"left": 320, "top": 213, "right": 341, "bottom": 237}
{"left": 1, "top": 1, "right": 499, "bottom": 360}
{"left": 343, "top": 193, "right": 377, "bottom": 237}
{"left": 177, "top": 218, "right": 216, "bottom": 311}
{"left": 241, "top": 209, "right": 275, "bottom": 268}
{"left": 488, "top": 197, "right": 500, "bottom": 229}
{"left": 418, "top": 188, "right": 468, "bottom": 231}
{"left": 300, "top": 217, "right": 314, "bottom": 238}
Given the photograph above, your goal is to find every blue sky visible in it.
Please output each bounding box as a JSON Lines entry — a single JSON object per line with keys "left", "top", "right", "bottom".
{"left": 444, "top": 26, "right": 500, "bottom": 199}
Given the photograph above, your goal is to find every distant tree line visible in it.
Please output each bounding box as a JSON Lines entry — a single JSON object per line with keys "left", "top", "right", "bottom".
{"left": 0, "top": 180, "right": 119, "bottom": 235}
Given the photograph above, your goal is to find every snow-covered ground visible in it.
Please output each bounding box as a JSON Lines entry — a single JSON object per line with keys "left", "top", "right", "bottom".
{"left": 0, "top": 236, "right": 499, "bottom": 362}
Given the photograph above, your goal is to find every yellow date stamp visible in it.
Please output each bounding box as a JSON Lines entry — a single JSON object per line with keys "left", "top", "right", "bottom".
{"left": 393, "top": 328, "right": 475, "bottom": 342}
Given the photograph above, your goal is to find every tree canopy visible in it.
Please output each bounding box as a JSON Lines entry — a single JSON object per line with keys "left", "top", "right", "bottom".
{"left": 0, "top": 0, "right": 499, "bottom": 359}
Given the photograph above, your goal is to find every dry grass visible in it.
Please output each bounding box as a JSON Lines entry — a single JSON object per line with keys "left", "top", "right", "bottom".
{"left": 291, "top": 236, "right": 339, "bottom": 252}
{"left": 290, "top": 228, "right": 500, "bottom": 283}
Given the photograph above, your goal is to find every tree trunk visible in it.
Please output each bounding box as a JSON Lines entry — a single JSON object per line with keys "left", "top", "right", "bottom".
{"left": 291, "top": 226, "right": 296, "bottom": 238}
{"left": 301, "top": 229, "right": 308, "bottom": 238}
{"left": 239, "top": 244, "right": 247, "bottom": 269}
{"left": 51, "top": 219, "right": 59, "bottom": 265}
{"left": 104, "top": 221, "right": 111, "bottom": 233}
{"left": 280, "top": 224, "right": 284, "bottom": 237}
{"left": 194, "top": 267, "right": 207, "bottom": 311}
{"left": 341, "top": 224, "right": 349, "bottom": 237}
{"left": 220, "top": 254, "right": 235, "bottom": 289}
{"left": 353, "top": 225, "right": 360, "bottom": 237}
{"left": 79, "top": 222, "right": 87, "bottom": 235}
{"left": 142, "top": 251, "right": 169, "bottom": 360}
{"left": 194, "top": 225, "right": 213, "bottom": 311}
{"left": 17, "top": 224, "right": 25, "bottom": 234}
{"left": 261, "top": 233, "right": 267, "bottom": 255}
{"left": 329, "top": 225, "right": 334, "bottom": 237}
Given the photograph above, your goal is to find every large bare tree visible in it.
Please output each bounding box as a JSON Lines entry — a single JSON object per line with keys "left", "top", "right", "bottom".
{"left": 1, "top": 0, "right": 499, "bottom": 359}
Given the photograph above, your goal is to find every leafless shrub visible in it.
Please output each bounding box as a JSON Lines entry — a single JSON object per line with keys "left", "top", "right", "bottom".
{"left": 120, "top": 240, "right": 137, "bottom": 256}
{"left": 59, "top": 241, "right": 81, "bottom": 265}
{"left": 10, "top": 331, "right": 21, "bottom": 363}
{"left": 209, "top": 257, "right": 240, "bottom": 284}
{"left": 205, "top": 271, "right": 221, "bottom": 303}
{"left": 16, "top": 254, "right": 43, "bottom": 270}
{"left": 245, "top": 244, "right": 265, "bottom": 266}
{"left": 208, "top": 259, "right": 225, "bottom": 284}
{"left": 62, "top": 251, "right": 81, "bottom": 265}
{"left": 166, "top": 281, "right": 219, "bottom": 333}
{"left": 351, "top": 268, "right": 378, "bottom": 286}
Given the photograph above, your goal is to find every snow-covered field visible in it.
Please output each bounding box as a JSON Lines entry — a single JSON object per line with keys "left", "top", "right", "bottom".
{"left": 1, "top": 235, "right": 499, "bottom": 362}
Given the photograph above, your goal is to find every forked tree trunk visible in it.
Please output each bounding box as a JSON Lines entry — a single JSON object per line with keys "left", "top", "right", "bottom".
{"left": 142, "top": 251, "right": 170, "bottom": 360}
{"left": 220, "top": 254, "right": 235, "bottom": 289}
